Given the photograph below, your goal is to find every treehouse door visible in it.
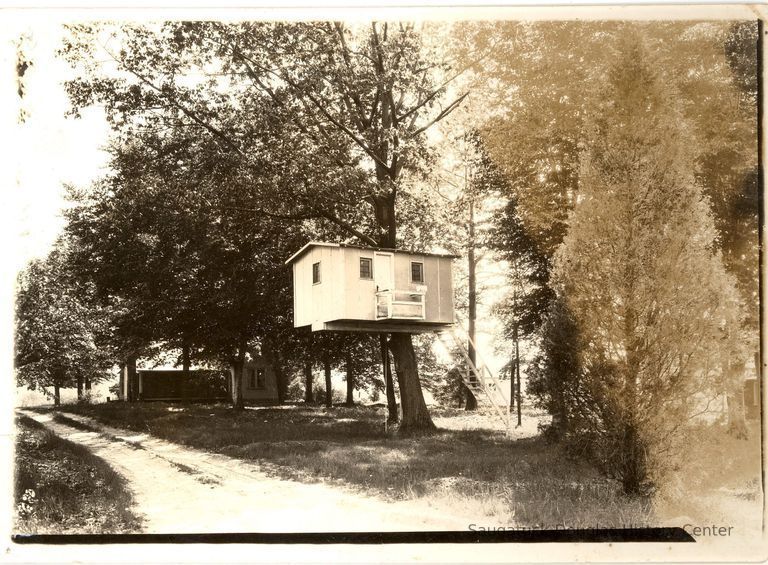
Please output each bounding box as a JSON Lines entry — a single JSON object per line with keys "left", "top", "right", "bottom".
{"left": 374, "top": 252, "right": 394, "bottom": 291}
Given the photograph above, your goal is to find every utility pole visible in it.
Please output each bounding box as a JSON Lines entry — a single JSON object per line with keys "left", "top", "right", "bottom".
{"left": 466, "top": 196, "right": 478, "bottom": 410}
{"left": 465, "top": 133, "right": 478, "bottom": 411}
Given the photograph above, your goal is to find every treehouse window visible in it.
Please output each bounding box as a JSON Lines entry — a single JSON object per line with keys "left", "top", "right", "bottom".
{"left": 360, "top": 257, "right": 373, "bottom": 279}
{"left": 312, "top": 262, "right": 321, "bottom": 284}
{"left": 411, "top": 261, "right": 424, "bottom": 283}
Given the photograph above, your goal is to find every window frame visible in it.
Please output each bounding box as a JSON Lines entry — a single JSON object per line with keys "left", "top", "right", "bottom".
{"left": 410, "top": 261, "right": 425, "bottom": 283}
{"left": 256, "top": 367, "right": 266, "bottom": 390}
{"left": 359, "top": 257, "right": 373, "bottom": 280}
{"left": 312, "top": 261, "right": 321, "bottom": 285}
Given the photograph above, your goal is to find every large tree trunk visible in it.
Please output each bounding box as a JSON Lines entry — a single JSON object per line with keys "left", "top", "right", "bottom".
{"left": 621, "top": 422, "right": 645, "bottom": 495}
{"left": 515, "top": 330, "right": 522, "bottom": 427}
{"left": 126, "top": 355, "right": 138, "bottom": 402}
{"left": 374, "top": 180, "right": 433, "bottom": 433}
{"left": 76, "top": 375, "right": 83, "bottom": 401}
{"left": 274, "top": 363, "right": 287, "bottom": 405}
{"left": 53, "top": 382, "right": 61, "bottom": 407}
{"left": 324, "top": 353, "right": 333, "bottom": 408}
{"left": 264, "top": 344, "right": 287, "bottom": 404}
{"left": 465, "top": 198, "right": 478, "bottom": 411}
{"left": 389, "top": 333, "right": 435, "bottom": 434}
{"left": 181, "top": 337, "right": 191, "bottom": 400}
{"left": 380, "top": 334, "right": 398, "bottom": 423}
{"left": 85, "top": 377, "right": 91, "bottom": 394}
{"left": 304, "top": 361, "right": 314, "bottom": 403}
{"left": 345, "top": 352, "right": 355, "bottom": 407}
{"left": 231, "top": 341, "right": 246, "bottom": 411}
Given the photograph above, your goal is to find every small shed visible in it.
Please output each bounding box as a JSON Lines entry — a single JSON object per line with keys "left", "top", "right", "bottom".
{"left": 285, "top": 241, "right": 457, "bottom": 333}
{"left": 122, "top": 369, "right": 229, "bottom": 402}
{"left": 231, "top": 355, "right": 280, "bottom": 404}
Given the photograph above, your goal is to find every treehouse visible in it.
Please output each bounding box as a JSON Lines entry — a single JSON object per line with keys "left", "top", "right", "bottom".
{"left": 285, "top": 242, "right": 457, "bottom": 333}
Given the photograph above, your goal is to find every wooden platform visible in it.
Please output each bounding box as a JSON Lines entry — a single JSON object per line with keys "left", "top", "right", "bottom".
{"left": 310, "top": 319, "right": 454, "bottom": 333}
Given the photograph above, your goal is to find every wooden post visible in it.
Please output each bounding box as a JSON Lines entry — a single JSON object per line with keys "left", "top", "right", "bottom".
{"left": 345, "top": 351, "right": 355, "bottom": 407}
{"left": 324, "top": 352, "right": 333, "bottom": 408}
{"left": 126, "top": 355, "right": 138, "bottom": 402}
{"left": 381, "top": 333, "right": 398, "bottom": 424}
{"left": 466, "top": 197, "right": 478, "bottom": 411}
{"left": 509, "top": 362, "right": 515, "bottom": 411}
{"left": 305, "top": 332, "right": 314, "bottom": 403}
{"left": 514, "top": 324, "right": 522, "bottom": 427}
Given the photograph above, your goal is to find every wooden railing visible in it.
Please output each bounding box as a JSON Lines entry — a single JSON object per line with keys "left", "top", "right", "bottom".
{"left": 375, "top": 289, "right": 426, "bottom": 320}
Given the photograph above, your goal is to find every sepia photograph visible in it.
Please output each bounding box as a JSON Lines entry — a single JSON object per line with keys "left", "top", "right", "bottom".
{"left": 4, "top": 4, "right": 765, "bottom": 562}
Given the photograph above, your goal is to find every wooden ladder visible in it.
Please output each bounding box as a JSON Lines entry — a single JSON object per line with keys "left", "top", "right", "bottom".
{"left": 437, "top": 314, "right": 513, "bottom": 436}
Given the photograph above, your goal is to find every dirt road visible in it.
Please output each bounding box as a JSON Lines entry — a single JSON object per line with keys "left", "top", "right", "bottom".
{"left": 18, "top": 410, "right": 469, "bottom": 534}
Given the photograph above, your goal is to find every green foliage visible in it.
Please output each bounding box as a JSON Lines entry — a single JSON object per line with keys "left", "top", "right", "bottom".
{"left": 724, "top": 21, "right": 758, "bottom": 106}
{"left": 60, "top": 21, "right": 461, "bottom": 250}
{"left": 549, "top": 37, "right": 746, "bottom": 494}
{"left": 457, "top": 21, "right": 758, "bottom": 318}
{"left": 491, "top": 182, "right": 556, "bottom": 341}
{"left": 526, "top": 297, "right": 581, "bottom": 442}
{"left": 15, "top": 239, "right": 112, "bottom": 398}
{"left": 61, "top": 21, "right": 465, "bottom": 428}
{"left": 432, "top": 366, "right": 467, "bottom": 408}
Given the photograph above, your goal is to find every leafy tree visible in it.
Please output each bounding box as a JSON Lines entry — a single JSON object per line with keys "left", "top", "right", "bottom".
{"left": 455, "top": 21, "right": 758, "bottom": 436}
{"left": 62, "top": 21, "right": 466, "bottom": 432}
{"left": 15, "top": 239, "right": 112, "bottom": 405}
{"left": 456, "top": 21, "right": 757, "bottom": 263}
{"left": 65, "top": 122, "right": 311, "bottom": 409}
{"left": 525, "top": 296, "right": 581, "bottom": 440}
{"left": 725, "top": 21, "right": 758, "bottom": 107}
{"left": 340, "top": 333, "right": 384, "bottom": 407}
{"left": 550, "top": 37, "right": 746, "bottom": 494}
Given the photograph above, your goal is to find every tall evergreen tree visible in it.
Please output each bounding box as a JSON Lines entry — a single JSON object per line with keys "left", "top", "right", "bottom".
{"left": 550, "top": 37, "right": 746, "bottom": 494}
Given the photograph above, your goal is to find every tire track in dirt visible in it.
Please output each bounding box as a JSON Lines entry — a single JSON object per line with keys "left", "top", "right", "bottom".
{"left": 18, "top": 410, "right": 469, "bottom": 534}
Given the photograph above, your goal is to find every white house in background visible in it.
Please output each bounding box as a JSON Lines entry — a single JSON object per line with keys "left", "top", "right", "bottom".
{"left": 285, "top": 241, "right": 457, "bottom": 333}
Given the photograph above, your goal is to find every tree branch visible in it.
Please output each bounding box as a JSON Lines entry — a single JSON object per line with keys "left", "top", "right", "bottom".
{"left": 409, "top": 92, "right": 470, "bottom": 138}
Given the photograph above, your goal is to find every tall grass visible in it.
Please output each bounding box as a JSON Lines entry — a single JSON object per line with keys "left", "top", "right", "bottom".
{"left": 14, "top": 415, "right": 142, "bottom": 534}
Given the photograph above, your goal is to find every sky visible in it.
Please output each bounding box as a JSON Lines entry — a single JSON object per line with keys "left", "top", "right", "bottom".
{"left": 7, "top": 20, "right": 111, "bottom": 274}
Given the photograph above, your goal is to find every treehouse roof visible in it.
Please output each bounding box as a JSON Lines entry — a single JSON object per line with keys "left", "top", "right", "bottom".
{"left": 284, "top": 241, "right": 460, "bottom": 266}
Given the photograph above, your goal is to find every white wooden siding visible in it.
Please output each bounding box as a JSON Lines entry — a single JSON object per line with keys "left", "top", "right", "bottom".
{"left": 292, "top": 245, "right": 454, "bottom": 327}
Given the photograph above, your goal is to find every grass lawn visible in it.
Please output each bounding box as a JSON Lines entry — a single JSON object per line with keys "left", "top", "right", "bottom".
{"left": 57, "top": 402, "right": 654, "bottom": 528}
{"left": 14, "top": 415, "right": 142, "bottom": 534}
{"left": 653, "top": 420, "right": 763, "bottom": 535}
